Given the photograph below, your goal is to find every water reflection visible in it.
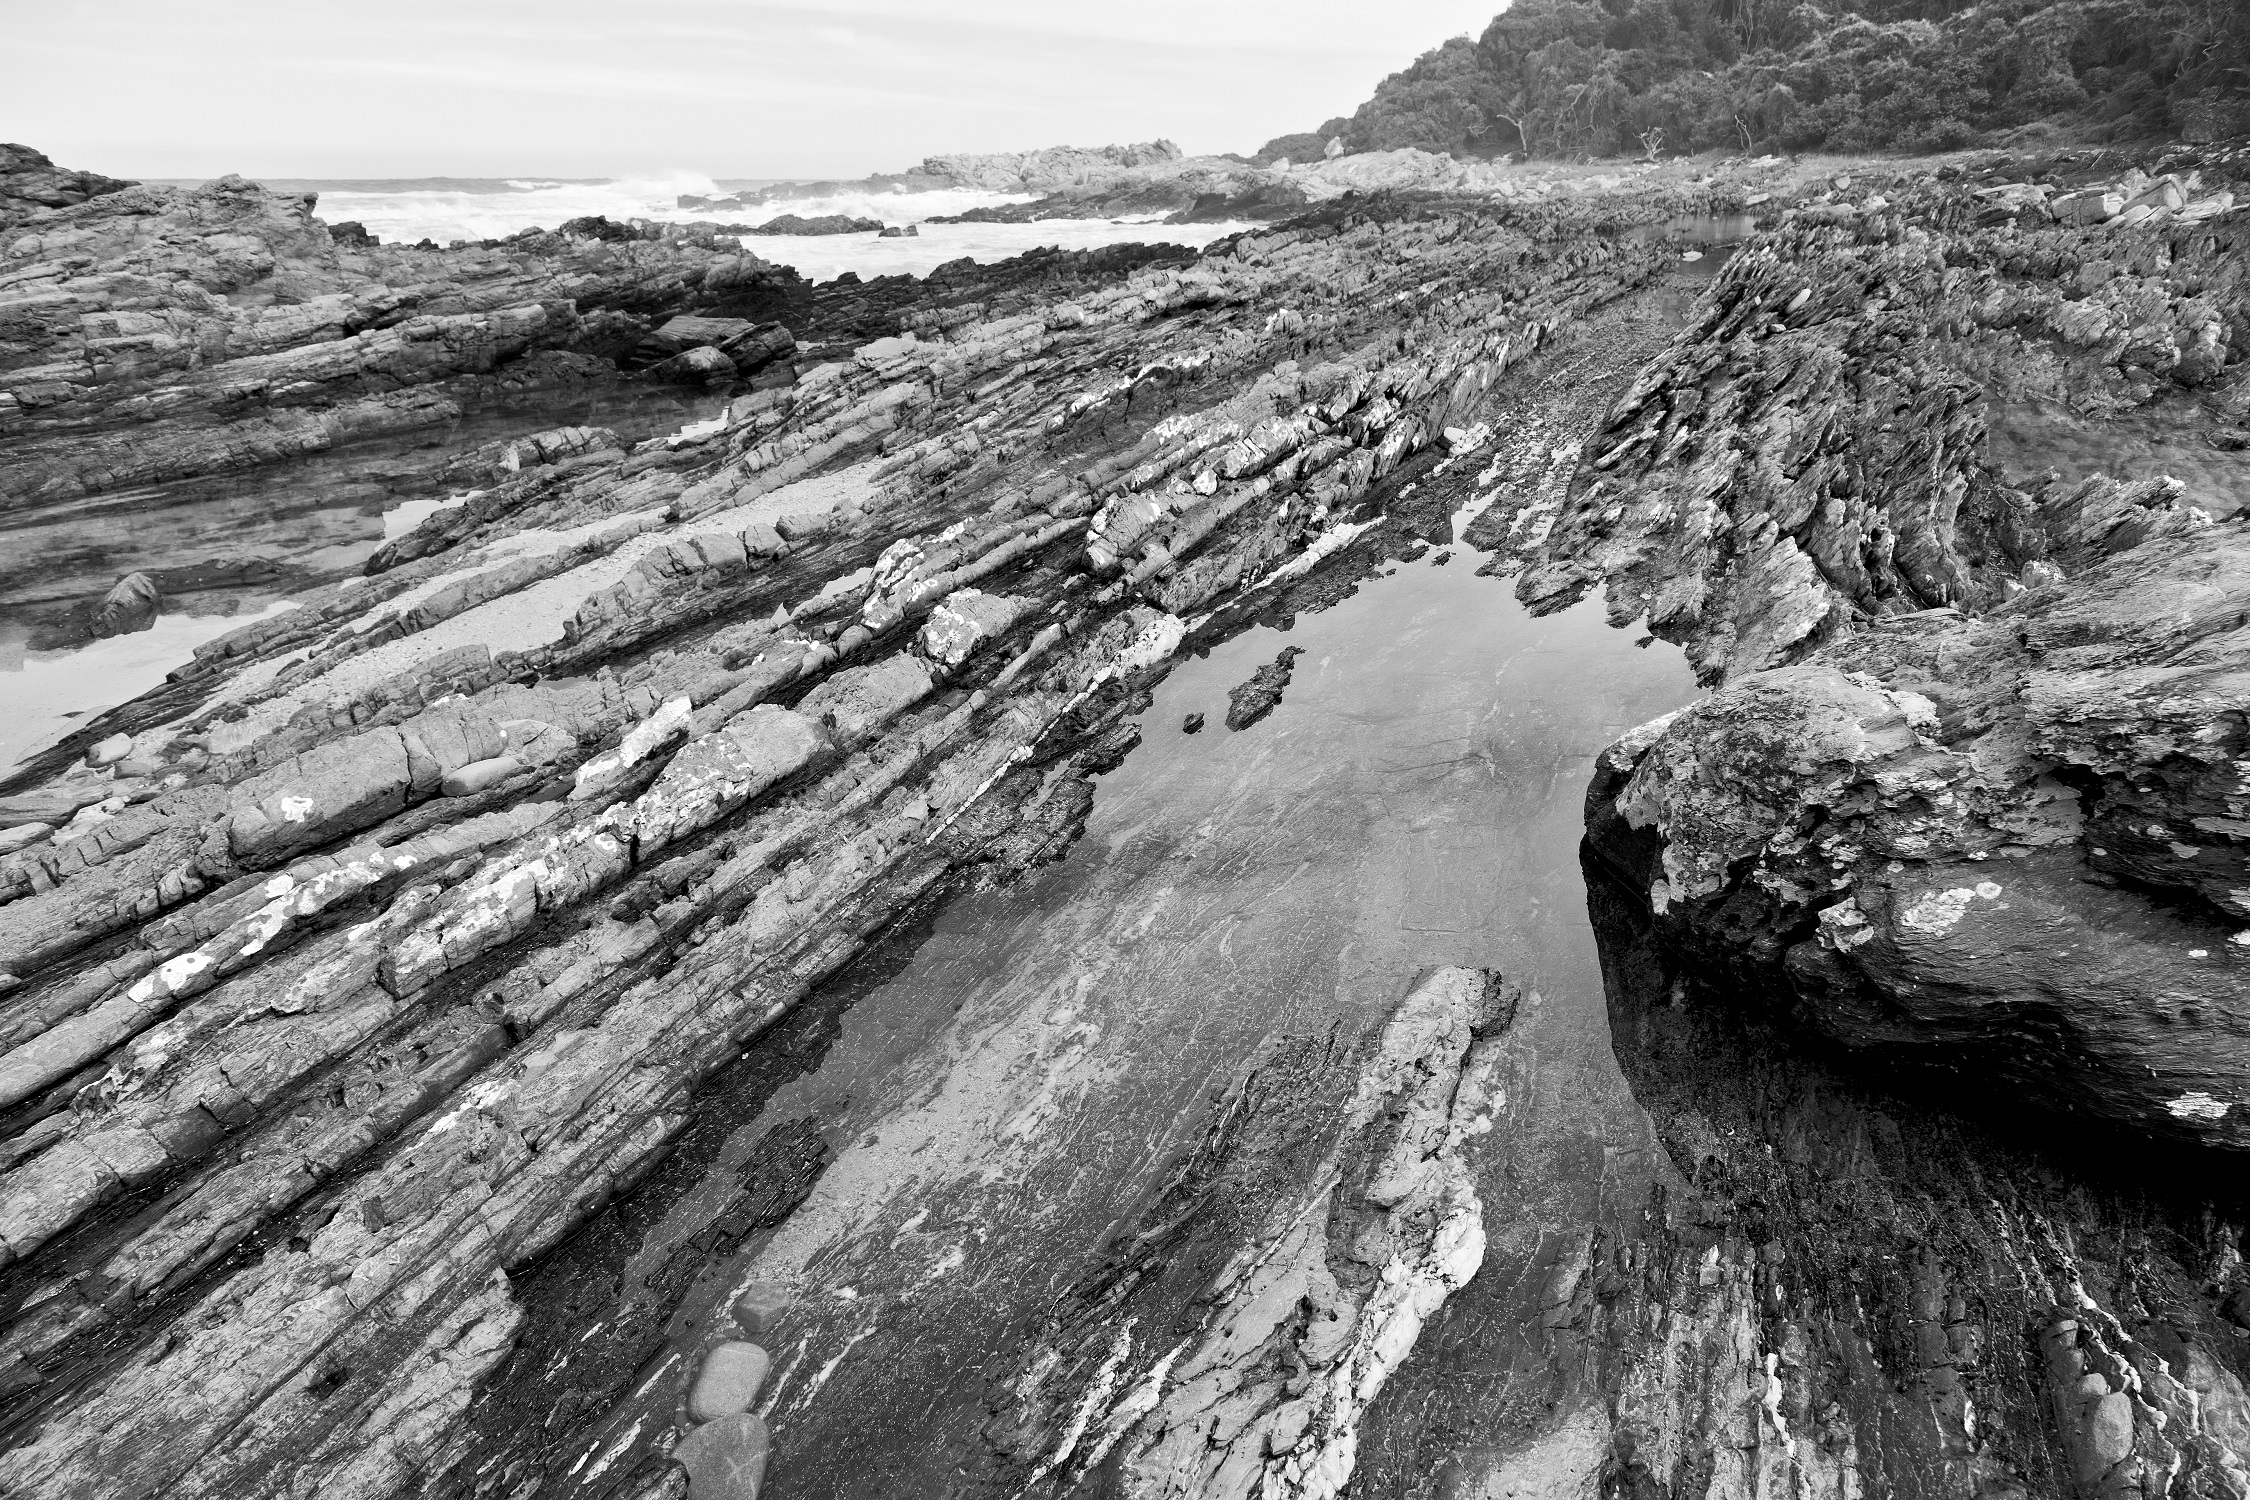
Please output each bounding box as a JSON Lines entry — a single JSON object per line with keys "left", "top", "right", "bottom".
{"left": 0, "top": 384, "right": 727, "bottom": 768}
{"left": 647, "top": 541, "right": 1701, "bottom": 1499}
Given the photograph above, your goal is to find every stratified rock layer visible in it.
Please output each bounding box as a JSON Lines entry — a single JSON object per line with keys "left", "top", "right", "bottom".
{"left": 1562, "top": 183, "right": 2250, "bottom": 1146}
{"left": 0, "top": 172, "right": 1681, "bottom": 1499}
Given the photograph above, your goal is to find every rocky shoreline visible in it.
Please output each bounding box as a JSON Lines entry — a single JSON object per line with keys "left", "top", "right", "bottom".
{"left": 0, "top": 136, "right": 2246, "bottom": 1500}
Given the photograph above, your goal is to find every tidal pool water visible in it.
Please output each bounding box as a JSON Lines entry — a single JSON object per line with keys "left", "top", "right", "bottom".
{"left": 0, "top": 385, "right": 726, "bottom": 769}
{"left": 599, "top": 540, "right": 1699, "bottom": 1497}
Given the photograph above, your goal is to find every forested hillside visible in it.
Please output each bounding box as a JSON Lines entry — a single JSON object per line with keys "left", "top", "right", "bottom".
{"left": 1259, "top": 0, "right": 2250, "bottom": 161}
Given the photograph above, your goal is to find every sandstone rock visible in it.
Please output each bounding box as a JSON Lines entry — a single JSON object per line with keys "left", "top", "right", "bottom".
{"left": 993, "top": 968, "right": 1513, "bottom": 1500}
{"left": 747, "top": 213, "right": 880, "bottom": 236}
{"left": 1563, "top": 176, "right": 2250, "bottom": 1155}
{"left": 1224, "top": 646, "right": 1304, "bottom": 731}
{"left": 0, "top": 142, "right": 132, "bottom": 221}
{"left": 0, "top": 166, "right": 796, "bottom": 508}
{"left": 0, "top": 162, "right": 1767, "bottom": 1500}
{"left": 673, "top": 1413, "right": 771, "bottom": 1500}
{"left": 648, "top": 346, "right": 739, "bottom": 385}
{"left": 84, "top": 734, "right": 133, "bottom": 769}
{"left": 2054, "top": 188, "right": 2123, "bottom": 225}
{"left": 2083, "top": 1391, "right": 2135, "bottom": 1477}
{"left": 730, "top": 1285, "right": 792, "bottom": 1336}
{"left": 686, "top": 1341, "right": 771, "bottom": 1422}
{"left": 441, "top": 755, "right": 523, "bottom": 797}
{"left": 917, "top": 589, "right": 1027, "bottom": 667}
{"left": 92, "top": 573, "right": 161, "bottom": 638}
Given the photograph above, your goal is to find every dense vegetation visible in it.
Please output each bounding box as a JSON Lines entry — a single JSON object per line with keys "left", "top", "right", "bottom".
{"left": 1258, "top": 0, "right": 2250, "bottom": 161}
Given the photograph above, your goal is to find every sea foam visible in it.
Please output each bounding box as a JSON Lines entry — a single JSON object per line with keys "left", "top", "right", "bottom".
{"left": 307, "top": 172, "right": 1248, "bottom": 281}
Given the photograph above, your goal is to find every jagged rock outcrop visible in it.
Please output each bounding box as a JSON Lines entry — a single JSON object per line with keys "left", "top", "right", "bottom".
{"left": 1559, "top": 175, "right": 2250, "bottom": 1148}
{"left": 741, "top": 214, "right": 880, "bottom": 237}
{"left": 1560, "top": 864, "right": 2250, "bottom": 1500}
{"left": 0, "top": 170, "right": 808, "bottom": 507}
{"left": 0, "top": 144, "right": 131, "bottom": 224}
{"left": 916, "top": 140, "right": 1188, "bottom": 194}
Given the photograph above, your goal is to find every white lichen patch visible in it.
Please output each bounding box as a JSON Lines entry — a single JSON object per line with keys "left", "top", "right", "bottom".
{"left": 1899, "top": 883, "right": 2001, "bottom": 936}
{"left": 1818, "top": 901, "right": 1876, "bottom": 951}
{"left": 2167, "top": 1092, "right": 2231, "bottom": 1122}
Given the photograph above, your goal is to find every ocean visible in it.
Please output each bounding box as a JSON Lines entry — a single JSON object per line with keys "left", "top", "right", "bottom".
{"left": 168, "top": 172, "right": 1250, "bottom": 282}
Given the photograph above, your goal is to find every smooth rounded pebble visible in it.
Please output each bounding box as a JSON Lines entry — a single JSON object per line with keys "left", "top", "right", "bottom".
{"left": 86, "top": 733, "right": 133, "bottom": 768}
{"left": 687, "top": 1341, "right": 772, "bottom": 1423}
{"left": 441, "top": 754, "right": 523, "bottom": 797}
{"left": 674, "top": 1411, "right": 771, "bottom": 1500}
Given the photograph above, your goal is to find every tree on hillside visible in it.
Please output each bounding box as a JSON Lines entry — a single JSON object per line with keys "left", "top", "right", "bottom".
{"left": 1252, "top": 0, "right": 2250, "bottom": 162}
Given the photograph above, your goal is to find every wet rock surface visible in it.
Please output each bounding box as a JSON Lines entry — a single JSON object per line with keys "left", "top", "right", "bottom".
{"left": 1562, "top": 168, "right": 2250, "bottom": 1156}
{"left": 0, "top": 156, "right": 1694, "bottom": 1498}
{"left": 1221, "top": 646, "right": 1302, "bottom": 731}
{"left": 0, "top": 139, "right": 2245, "bottom": 1500}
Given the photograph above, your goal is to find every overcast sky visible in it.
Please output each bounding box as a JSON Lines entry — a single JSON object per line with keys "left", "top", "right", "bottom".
{"left": 10, "top": 1, "right": 1504, "bottom": 180}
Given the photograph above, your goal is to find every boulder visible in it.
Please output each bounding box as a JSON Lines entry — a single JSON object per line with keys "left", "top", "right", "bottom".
{"left": 878, "top": 224, "right": 919, "bottom": 238}
{"left": 2053, "top": 188, "right": 2123, "bottom": 225}
{"left": 93, "top": 573, "right": 162, "bottom": 638}
{"left": 1585, "top": 493, "right": 2250, "bottom": 1154}
{"left": 672, "top": 1413, "right": 771, "bottom": 1500}
{"left": 630, "top": 317, "right": 794, "bottom": 378}
{"left": 730, "top": 1286, "right": 792, "bottom": 1336}
{"left": 84, "top": 734, "right": 134, "bottom": 769}
{"left": 440, "top": 755, "right": 523, "bottom": 797}
{"left": 686, "top": 1341, "right": 771, "bottom": 1422}
{"left": 646, "top": 346, "right": 738, "bottom": 385}
{"left": 746, "top": 213, "right": 881, "bottom": 236}
{"left": 918, "top": 589, "right": 1027, "bottom": 667}
{"left": 0, "top": 142, "right": 133, "bottom": 222}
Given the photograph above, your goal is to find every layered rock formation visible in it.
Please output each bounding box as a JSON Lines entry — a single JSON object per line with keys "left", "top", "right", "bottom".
{"left": 0, "top": 145, "right": 132, "bottom": 225}
{"left": 3, "top": 131, "right": 2246, "bottom": 1500}
{"left": 0, "top": 174, "right": 808, "bottom": 507}
{"left": 988, "top": 967, "right": 1514, "bottom": 1500}
{"left": 1560, "top": 178, "right": 2250, "bottom": 1148}
{"left": 0, "top": 168, "right": 1686, "bottom": 1498}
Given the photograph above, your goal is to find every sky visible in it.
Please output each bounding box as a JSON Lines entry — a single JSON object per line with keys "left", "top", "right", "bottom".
{"left": 7, "top": 1, "right": 1506, "bottom": 181}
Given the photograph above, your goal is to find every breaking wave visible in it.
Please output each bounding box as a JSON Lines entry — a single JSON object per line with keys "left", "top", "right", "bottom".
{"left": 302, "top": 171, "right": 1250, "bottom": 282}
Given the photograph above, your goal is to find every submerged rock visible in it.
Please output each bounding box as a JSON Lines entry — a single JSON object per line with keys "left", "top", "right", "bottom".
{"left": 1223, "top": 645, "right": 1304, "bottom": 730}
{"left": 91, "top": 573, "right": 161, "bottom": 638}
{"left": 673, "top": 1412, "right": 772, "bottom": 1499}
{"left": 989, "top": 967, "right": 1516, "bottom": 1500}
{"left": 686, "top": 1341, "right": 772, "bottom": 1422}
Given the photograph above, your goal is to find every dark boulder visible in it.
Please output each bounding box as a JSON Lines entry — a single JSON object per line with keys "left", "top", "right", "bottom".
{"left": 0, "top": 142, "right": 133, "bottom": 223}
{"left": 627, "top": 316, "right": 795, "bottom": 379}
{"left": 557, "top": 213, "right": 644, "bottom": 242}
{"left": 746, "top": 213, "right": 882, "bottom": 236}
{"left": 91, "top": 572, "right": 161, "bottom": 638}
